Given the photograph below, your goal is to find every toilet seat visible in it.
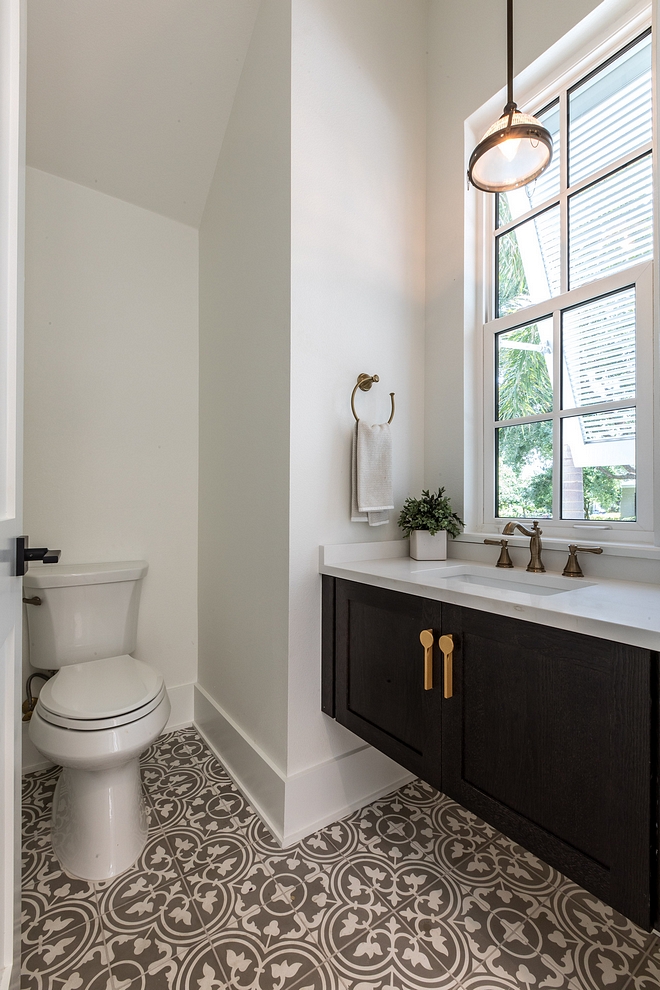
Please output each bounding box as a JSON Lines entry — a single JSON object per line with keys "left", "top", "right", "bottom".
{"left": 36, "top": 655, "right": 165, "bottom": 730}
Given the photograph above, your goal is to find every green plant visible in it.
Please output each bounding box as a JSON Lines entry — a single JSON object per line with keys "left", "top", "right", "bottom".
{"left": 398, "top": 487, "right": 464, "bottom": 539}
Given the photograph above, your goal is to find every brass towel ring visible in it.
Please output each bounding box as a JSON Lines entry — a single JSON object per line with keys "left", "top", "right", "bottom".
{"left": 351, "top": 373, "right": 395, "bottom": 424}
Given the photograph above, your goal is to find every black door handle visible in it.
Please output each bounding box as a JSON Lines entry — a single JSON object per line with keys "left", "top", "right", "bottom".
{"left": 14, "top": 537, "right": 61, "bottom": 576}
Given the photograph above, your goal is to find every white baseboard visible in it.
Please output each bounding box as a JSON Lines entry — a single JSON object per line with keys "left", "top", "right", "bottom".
{"left": 193, "top": 683, "right": 415, "bottom": 847}
{"left": 282, "top": 747, "right": 416, "bottom": 846}
{"left": 165, "top": 681, "right": 195, "bottom": 731}
{"left": 194, "top": 683, "right": 286, "bottom": 839}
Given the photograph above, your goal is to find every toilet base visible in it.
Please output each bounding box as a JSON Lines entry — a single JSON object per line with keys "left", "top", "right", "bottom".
{"left": 51, "top": 758, "right": 148, "bottom": 880}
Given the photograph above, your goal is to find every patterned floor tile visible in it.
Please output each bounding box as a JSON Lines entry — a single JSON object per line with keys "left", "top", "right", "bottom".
{"left": 494, "top": 833, "right": 568, "bottom": 890}
{"left": 625, "top": 948, "right": 660, "bottom": 990}
{"left": 140, "top": 761, "right": 214, "bottom": 801}
{"left": 562, "top": 947, "right": 641, "bottom": 990}
{"left": 540, "top": 878, "right": 658, "bottom": 955}
{"left": 478, "top": 939, "right": 578, "bottom": 988}
{"left": 295, "top": 829, "right": 351, "bottom": 868}
{"left": 532, "top": 879, "right": 660, "bottom": 953}
{"left": 393, "top": 876, "right": 490, "bottom": 985}
{"left": 21, "top": 765, "right": 60, "bottom": 836}
{"left": 459, "top": 953, "right": 548, "bottom": 989}
{"left": 21, "top": 913, "right": 110, "bottom": 990}
{"left": 150, "top": 777, "right": 252, "bottom": 837}
{"left": 301, "top": 818, "right": 363, "bottom": 862}
{"left": 395, "top": 777, "right": 443, "bottom": 810}
{"left": 210, "top": 931, "right": 329, "bottom": 990}
{"left": 337, "top": 794, "right": 438, "bottom": 867}
{"left": 265, "top": 854, "right": 393, "bottom": 954}
{"left": 141, "top": 725, "right": 203, "bottom": 764}
{"left": 521, "top": 896, "right": 647, "bottom": 990}
{"left": 107, "top": 939, "right": 232, "bottom": 990}
{"left": 398, "top": 785, "right": 497, "bottom": 844}
{"left": 428, "top": 795, "right": 500, "bottom": 872}
{"left": 22, "top": 891, "right": 100, "bottom": 950}
{"left": 101, "top": 873, "right": 211, "bottom": 986}
{"left": 448, "top": 839, "right": 562, "bottom": 902}
{"left": 238, "top": 813, "right": 283, "bottom": 858}
{"left": 142, "top": 727, "right": 232, "bottom": 789}
{"left": 94, "top": 830, "right": 180, "bottom": 917}
{"left": 183, "top": 853, "right": 314, "bottom": 944}
{"left": 22, "top": 830, "right": 95, "bottom": 899}
{"left": 328, "top": 912, "right": 459, "bottom": 989}
{"left": 22, "top": 726, "right": 657, "bottom": 990}
{"left": 345, "top": 853, "right": 447, "bottom": 912}
{"left": 396, "top": 869, "right": 544, "bottom": 982}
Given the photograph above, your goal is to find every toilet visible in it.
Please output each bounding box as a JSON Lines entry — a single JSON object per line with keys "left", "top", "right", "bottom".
{"left": 25, "top": 560, "right": 171, "bottom": 881}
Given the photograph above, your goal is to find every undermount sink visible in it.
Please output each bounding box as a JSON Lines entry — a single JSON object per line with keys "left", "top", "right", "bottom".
{"left": 411, "top": 564, "right": 595, "bottom": 597}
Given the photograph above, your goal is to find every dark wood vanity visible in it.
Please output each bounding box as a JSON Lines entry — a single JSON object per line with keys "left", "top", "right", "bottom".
{"left": 322, "top": 576, "right": 658, "bottom": 930}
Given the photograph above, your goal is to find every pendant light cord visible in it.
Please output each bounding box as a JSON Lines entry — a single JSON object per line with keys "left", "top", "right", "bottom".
{"left": 506, "top": 0, "right": 514, "bottom": 111}
{"left": 467, "top": 0, "right": 553, "bottom": 191}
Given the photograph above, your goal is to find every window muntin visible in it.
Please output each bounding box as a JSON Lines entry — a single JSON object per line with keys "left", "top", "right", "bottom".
{"left": 561, "top": 409, "right": 636, "bottom": 521}
{"left": 561, "top": 289, "right": 636, "bottom": 409}
{"left": 496, "top": 207, "right": 561, "bottom": 316}
{"left": 497, "top": 420, "right": 553, "bottom": 519}
{"left": 496, "top": 319, "right": 553, "bottom": 419}
{"left": 486, "top": 28, "right": 652, "bottom": 532}
{"left": 568, "top": 31, "right": 652, "bottom": 184}
{"left": 568, "top": 153, "right": 653, "bottom": 287}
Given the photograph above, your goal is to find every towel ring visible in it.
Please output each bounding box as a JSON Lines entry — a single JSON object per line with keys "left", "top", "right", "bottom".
{"left": 351, "top": 373, "right": 395, "bottom": 424}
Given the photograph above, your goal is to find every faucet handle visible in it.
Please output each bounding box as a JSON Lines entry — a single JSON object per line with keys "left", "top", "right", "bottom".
{"left": 484, "top": 538, "right": 514, "bottom": 568}
{"left": 562, "top": 544, "right": 603, "bottom": 578}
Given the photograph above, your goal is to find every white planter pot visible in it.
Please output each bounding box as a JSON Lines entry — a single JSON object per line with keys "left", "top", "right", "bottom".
{"left": 409, "top": 530, "right": 448, "bottom": 561}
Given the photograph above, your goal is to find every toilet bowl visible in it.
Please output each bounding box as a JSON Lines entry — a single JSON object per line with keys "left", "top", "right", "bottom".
{"left": 25, "top": 561, "right": 171, "bottom": 880}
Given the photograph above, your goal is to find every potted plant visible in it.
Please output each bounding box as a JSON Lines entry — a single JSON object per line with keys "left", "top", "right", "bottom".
{"left": 398, "top": 487, "right": 464, "bottom": 560}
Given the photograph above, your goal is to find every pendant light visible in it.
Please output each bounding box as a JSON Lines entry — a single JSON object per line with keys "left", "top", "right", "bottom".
{"left": 468, "top": 0, "right": 553, "bottom": 193}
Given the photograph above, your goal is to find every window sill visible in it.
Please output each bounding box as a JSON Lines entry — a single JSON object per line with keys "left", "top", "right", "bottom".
{"left": 455, "top": 530, "right": 660, "bottom": 560}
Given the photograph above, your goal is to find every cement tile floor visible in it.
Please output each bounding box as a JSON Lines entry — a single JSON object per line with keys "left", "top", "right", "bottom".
{"left": 21, "top": 727, "right": 660, "bottom": 989}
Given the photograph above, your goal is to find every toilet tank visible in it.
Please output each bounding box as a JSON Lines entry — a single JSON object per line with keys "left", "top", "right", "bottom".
{"left": 23, "top": 561, "right": 148, "bottom": 669}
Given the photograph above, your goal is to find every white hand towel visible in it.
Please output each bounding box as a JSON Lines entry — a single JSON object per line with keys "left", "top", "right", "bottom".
{"left": 351, "top": 420, "right": 394, "bottom": 527}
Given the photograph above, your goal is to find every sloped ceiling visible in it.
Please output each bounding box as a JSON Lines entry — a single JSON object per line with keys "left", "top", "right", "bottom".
{"left": 26, "top": 0, "right": 260, "bottom": 227}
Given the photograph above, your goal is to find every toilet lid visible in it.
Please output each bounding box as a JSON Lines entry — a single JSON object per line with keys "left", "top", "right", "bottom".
{"left": 38, "top": 655, "right": 163, "bottom": 721}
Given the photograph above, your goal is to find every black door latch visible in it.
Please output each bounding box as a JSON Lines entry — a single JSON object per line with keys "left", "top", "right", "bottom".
{"left": 14, "top": 537, "right": 61, "bottom": 576}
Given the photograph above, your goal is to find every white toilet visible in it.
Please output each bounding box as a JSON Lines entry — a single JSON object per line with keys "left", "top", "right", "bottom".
{"left": 25, "top": 560, "right": 171, "bottom": 881}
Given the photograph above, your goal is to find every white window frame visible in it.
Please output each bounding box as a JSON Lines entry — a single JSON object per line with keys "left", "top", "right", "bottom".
{"left": 464, "top": 0, "right": 658, "bottom": 548}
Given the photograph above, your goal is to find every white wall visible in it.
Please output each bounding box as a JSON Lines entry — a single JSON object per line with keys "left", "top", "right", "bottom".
{"left": 425, "top": 0, "right": 605, "bottom": 515}
{"left": 288, "top": 0, "right": 427, "bottom": 779}
{"left": 23, "top": 167, "right": 199, "bottom": 767}
{"left": 196, "top": 0, "right": 426, "bottom": 843}
{"left": 197, "top": 0, "right": 292, "bottom": 780}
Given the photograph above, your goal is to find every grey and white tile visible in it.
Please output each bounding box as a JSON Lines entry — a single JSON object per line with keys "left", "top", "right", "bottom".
{"left": 22, "top": 726, "right": 659, "bottom": 990}
{"left": 21, "top": 912, "right": 110, "bottom": 990}
{"left": 101, "top": 873, "right": 211, "bottom": 988}
{"left": 94, "top": 829, "right": 181, "bottom": 917}
{"left": 21, "top": 765, "right": 60, "bottom": 837}
{"left": 328, "top": 912, "right": 459, "bottom": 989}
{"left": 210, "top": 930, "right": 329, "bottom": 990}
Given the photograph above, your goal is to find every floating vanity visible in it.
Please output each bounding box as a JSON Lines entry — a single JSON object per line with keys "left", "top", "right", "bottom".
{"left": 319, "top": 541, "right": 660, "bottom": 931}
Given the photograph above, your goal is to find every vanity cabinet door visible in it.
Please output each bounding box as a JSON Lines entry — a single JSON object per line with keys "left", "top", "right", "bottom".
{"left": 331, "top": 579, "right": 443, "bottom": 785}
{"left": 441, "top": 603, "right": 654, "bottom": 929}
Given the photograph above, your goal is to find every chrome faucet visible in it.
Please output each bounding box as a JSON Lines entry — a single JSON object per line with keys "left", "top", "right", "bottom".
{"left": 501, "top": 520, "right": 545, "bottom": 573}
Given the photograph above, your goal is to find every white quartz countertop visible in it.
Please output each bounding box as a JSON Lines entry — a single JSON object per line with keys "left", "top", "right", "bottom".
{"left": 319, "top": 541, "right": 660, "bottom": 652}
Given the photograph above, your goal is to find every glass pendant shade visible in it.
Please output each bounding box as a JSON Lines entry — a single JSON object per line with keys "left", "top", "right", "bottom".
{"left": 468, "top": 1, "right": 553, "bottom": 193}
{"left": 469, "top": 107, "right": 553, "bottom": 192}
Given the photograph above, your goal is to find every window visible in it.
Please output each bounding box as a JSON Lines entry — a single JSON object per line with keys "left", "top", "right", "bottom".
{"left": 481, "top": 28, "right": 654, "bottom": 539}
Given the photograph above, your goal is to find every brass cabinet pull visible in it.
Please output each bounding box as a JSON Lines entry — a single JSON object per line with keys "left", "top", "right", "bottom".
{"left": 439, "top": 634, "right": 454, "bottom": 699}
{"left": 419, "top": 629, "right": 434, "bottom": 690}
